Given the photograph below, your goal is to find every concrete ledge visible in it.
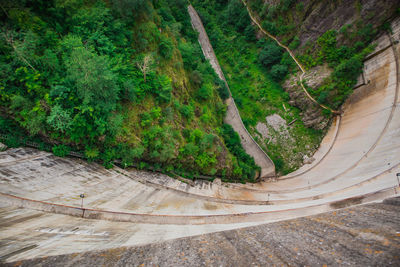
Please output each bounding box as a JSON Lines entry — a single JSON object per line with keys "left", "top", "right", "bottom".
{"left": 1, "top": 186, "right": 398, "bottom": 225}
{"left": 7, "top": 196, "right": 400, "bottom": 266}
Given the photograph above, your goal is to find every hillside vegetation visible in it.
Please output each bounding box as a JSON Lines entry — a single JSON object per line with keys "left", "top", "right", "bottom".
{"left": 191, "top": 0, "right": 399, "bottom": 174}
{"left": 192, "top": 0, "right": 324, "bottom": 174}
{"left": 0, "top": 0, "right": 258, "bottom": 182}
{"left": 246, "top": 0, "right": 398, "bottom": 109}
{"left": 1, "top": 0, "right": 397, "bottom": 179}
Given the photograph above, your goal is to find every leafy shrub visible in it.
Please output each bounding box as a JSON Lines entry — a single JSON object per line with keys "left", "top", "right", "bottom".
{"left": 296, "top": 2, "right": 304, "bottom": 12}
{"left": 259, "top": 42, "right": 283, "bottom": 68}
{"left": 181, "top": 143, "right": 199, "bottom": 156}
{"left": 52, "top": 145, "right": 70, "bottom": 157}
{"left": 357, "top": 23, "right": 375, "bottom": 43}
{"left": 179, "top": 104, "right": 194, "bottom": 121}
{"left": 195, "top": 152, "right": 216, "bottom": 168}
{"left": 262, "top": 20, "right": 279, "bottom": 35}
{"left": 317, "top": 90, "right": 329, "bottom": 104}
{"left": 85, "top": 146, "right": 100, "bottom": 161}
{"left": 190, "top": 70, "right": 203, "bottom": 86}
{"left": 221, "top": 124, "right": 259, "bottom": 180}
{"left": 269, "top": 64, "right": 288, "bottom": 82}
{"left": 154, "top": 75, "right": 172, "bottom": 103}
{"left": 217, "top": 80, "right": 230, "bottom": 100}
{"left": 288, "top": 36, "right": 300, "bottom": 50}
{"left": 196, "top": 83, "right": 213, "bottom": 101}
{"left": 223, "top": 0, "right": 252, "bottom": 32}
{"left": 159, "top": 36, "right": 174, "bottom": 59}
{"left": 317, "top": 30, "right": 340, "bottom": 64}
{"left": 333, "top": 56, "right": 362, "bottom": 81}
{"left": 47, "top": 105, "right": 72, "bottom": 132}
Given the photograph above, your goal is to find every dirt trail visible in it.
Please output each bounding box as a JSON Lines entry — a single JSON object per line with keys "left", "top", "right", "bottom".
{"left": 187, "top": 5, "right": 275, "bottom": 178}
{"left": 241, "top": 0, "right": 340, "bottom": 115}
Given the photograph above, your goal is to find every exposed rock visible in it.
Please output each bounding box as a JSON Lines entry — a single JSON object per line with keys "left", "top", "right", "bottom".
{"left": 283, "top": 65, "right": 332, "bottom": 130}
{"left": 0, "top": 142, "right": 7, "bottom": 152}
{"left": 255, "top": 122, "right": 270, "bottom": 140}
{"left": 296, "top": 0, "right": 398, "bottom": 48}
{"left": 266, "top": 114, "right": 288, "bottom": 132}
{"left": 254, "top": 1, "right": 398, "bottom": 50}
{"left": 303, "top": 64, "right": 332, "bottom": 88}
{"left": 257, "top": 114, "right": 293, "bottom": 143}
{"left": 212, "top": 178, "right": 221, "bottom": 186}
{"left": 303, "top": 155, "right": 315, "bottom": 164}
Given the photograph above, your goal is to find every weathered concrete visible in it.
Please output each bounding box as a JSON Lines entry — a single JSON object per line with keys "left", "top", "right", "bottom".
{"left": 188, "top": 5, "right": 275, "bottom": 178}
{"left": 6, "top": 197, "right": 400, "bottom": 266}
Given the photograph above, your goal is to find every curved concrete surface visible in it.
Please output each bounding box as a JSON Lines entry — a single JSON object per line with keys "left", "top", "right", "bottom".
{"left": 8, "top": 198, "right": 400, "bottom": 266}
{"left": 188, "top": 5, "right": 275, "bottom": 178}
{"left": 0, "top": 16, "right": 399, "bottom": 264}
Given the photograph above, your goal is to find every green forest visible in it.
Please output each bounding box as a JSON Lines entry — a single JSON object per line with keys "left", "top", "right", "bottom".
{"left": 0, "top": 0, "right": 260, "bottom": 182}
{"left": 0, "top": 0, "right": 391, "bottom": 181}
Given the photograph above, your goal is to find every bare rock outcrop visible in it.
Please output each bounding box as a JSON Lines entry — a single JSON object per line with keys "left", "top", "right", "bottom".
{"left": 295, "top": 0, "right": 398, "bottom": 48}
{"left": 0, "top": 142, "right": 7, "bottom": 151}
{"left": 283, "top": 65, "right": 332, "bottom": 130}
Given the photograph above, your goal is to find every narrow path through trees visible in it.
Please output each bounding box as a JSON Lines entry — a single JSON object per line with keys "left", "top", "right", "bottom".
{"left": 241, "top": 0, "right": 341, "bottom": 115}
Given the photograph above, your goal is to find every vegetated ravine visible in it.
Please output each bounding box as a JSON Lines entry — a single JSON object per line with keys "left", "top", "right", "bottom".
{"left": 0, "top": 0, "right": 398, "bottom": 181}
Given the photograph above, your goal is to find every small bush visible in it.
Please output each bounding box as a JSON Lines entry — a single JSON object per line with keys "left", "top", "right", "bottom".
{"left": 180, "top": 104, "right": 194, "bottom": 121}
{"left": 288, "top": 36, "right": 300, "bottom": 50}
{"left": 159, "top": 36, "right": 174, "bottom": 59}
{"left": 270, "top": 64, "right": 288, "bottom": 81}
{"left": 52, "top": 144, "right": 70, "bottom": 157}
{"left": 85, "top": 146, "right": 99, "bottom": 161}
{"left": 259, "top": 42, "right": 283, "bottom": 68}
{"left": 221, "top": 124, "right": 259, "bottom": 180}
{"left": 262, "top": 20, "right": 279, "bottom": 35}
{"left": 333, "top": 56, "right": 362, "bottom": 81}
{"left": 217, "top": 80, "right": 230, "bottom": 100}
{"left": 196, "top": 83, "right": 213, "bottom": 101}
{"left": 317, "top": 90, "right": 329, "bottom": 104}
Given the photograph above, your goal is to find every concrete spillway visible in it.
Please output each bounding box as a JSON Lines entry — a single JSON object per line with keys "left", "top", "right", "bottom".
{"left": 7, "top": 197, "right": 400, "bottom": 266}
{"left": 188, "top": 5, "right": 276, "bottom": 178}
{"left": 0, "top": 16, "right": 399, "bottom": 266}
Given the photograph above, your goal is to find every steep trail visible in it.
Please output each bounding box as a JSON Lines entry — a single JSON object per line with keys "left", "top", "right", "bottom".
{"left": 241, "top": 0, "right": 341, "bottom": 115}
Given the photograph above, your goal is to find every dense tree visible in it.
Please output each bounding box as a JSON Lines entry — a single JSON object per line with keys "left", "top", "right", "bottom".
{"left": 270, "top": 64, "right": 288, "bottom": 81}
{"left": 259, "top": 42, "right": 283, "bottom": 68}
{"left": 64, "top": 43, "right": 119, "bottom": 115}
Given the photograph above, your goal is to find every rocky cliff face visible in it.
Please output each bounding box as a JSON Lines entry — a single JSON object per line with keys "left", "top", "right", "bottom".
{"left": 299, "top": 0, "right": 398, "bottom": 47}
{"left": 262, "top": 0, "right": 399, "bottom": 48}
{"left": 252, "top": 0, "right": 399, "bottom": 130}
{"left": 283, "top": 65, "right": 332, "bottom": 130}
